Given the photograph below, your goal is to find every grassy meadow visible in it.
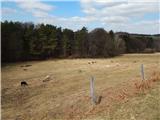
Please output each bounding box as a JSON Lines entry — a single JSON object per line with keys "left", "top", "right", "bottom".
{"left": 1, "top": 53, "right": 160, "bottom": 120}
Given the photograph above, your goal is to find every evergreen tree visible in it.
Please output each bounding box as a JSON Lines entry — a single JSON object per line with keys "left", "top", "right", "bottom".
{"left": 74, "top": 27, "right": 88, "bottom": 57}
{"left": 62, "top": 29, "right": 74, "bottom": 57}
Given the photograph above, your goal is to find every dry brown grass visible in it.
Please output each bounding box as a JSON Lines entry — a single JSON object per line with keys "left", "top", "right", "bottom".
{"left": 1, "top": 53, "right": 160, "bottom": 120}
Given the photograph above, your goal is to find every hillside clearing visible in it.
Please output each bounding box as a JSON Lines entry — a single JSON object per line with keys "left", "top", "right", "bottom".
{"left": 1, "top": 53, "right": 160, "bottom": 120}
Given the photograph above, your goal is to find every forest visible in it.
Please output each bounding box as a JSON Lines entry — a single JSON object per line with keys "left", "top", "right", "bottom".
{"left": 1, "top": 21, "right": 160, "bottom": 62}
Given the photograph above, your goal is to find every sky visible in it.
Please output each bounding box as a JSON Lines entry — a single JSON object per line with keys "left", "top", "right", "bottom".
{"left": 1, "top": 0, "right": 160, "bottom": 34}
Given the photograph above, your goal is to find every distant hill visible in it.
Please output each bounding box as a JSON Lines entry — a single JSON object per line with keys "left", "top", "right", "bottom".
{"left": 116, "top": 32, "right": 160, "bottom": 40}
{"left": 116, "top": 32, "right": 160, "bottom": 36}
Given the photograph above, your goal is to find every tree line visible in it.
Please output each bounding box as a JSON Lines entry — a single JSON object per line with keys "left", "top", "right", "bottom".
{"left": 1, "top": 21, "right": 160, "bottom": 62}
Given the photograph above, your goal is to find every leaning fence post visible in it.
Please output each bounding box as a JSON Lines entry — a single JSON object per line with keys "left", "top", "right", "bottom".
{"left": 141, "top": 64, "right": 145, "bottom": 80}
{"left": 90, "top": 76, "right": 96, "bottom": 104}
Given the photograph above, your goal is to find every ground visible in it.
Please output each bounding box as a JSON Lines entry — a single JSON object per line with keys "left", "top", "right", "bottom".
{"left": 1, "top": 53, "right": 160, "bottom": 120}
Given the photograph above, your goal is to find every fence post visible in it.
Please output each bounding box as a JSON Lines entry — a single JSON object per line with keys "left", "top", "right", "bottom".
{"left": 90, "top": 76, "right": 96, "bottom": 104}
{"left": 141, "top": 64, "right": 145, "bottom": 80}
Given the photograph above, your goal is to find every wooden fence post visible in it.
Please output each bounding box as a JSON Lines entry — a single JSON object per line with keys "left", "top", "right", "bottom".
{"left": 90, "top": 76, "right": 96, "bottom": 104}
{"left": 141, "top": 64, "right": 145, "bottom": 80}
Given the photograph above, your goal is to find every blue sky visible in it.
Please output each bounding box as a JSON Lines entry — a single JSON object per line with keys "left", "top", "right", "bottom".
{"left": 1, "top": 0, "right": 160, "bottom": 34}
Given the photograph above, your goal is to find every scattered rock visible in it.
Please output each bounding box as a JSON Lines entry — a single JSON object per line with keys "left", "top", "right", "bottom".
{"left": 106, "top": 65, "right": 110, "bottom": 68}
{"left": 43, "top": 75, "right": 51, "bottom": 82}
{"left": 116, "top": 63, "right": 120, "bottom": 66}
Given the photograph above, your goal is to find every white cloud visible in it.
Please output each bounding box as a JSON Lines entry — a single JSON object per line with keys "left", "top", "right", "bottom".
{"left": 81, "top": 0, "right": 159, "bottom": 17}
{"left": 80, "top": 0, "right": 160, "bottom": 34}
{"left": 127, "top": 20, "right": 160, "bottom": 34}
{"left": 12, "top": 0, "right": 159, "bottom": 34}
{"left": 1, "top": 7, "right": 17, "bottom": 15}
{"left": 101, "top": 16, "right": 129, "bottom": 24}
{"left": 16, "top": 1, "right": 54, "bottom": 12}
{"left": 32, "top": 10, "right": 50, "bottom": 18}
{"left": 128, "top": 0, "right": 159, "bottom": 3}
{"left": 103, "top": 20, "right": 160, "bottom": 34}
{"left": 15, "top": 0, "right": 55, "bottom": 19}
{"left": 14, "top": 1, "right": 97, "bottom": 30}
{"left": 36, "top": 15, "right": 97, "bottom": 31}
